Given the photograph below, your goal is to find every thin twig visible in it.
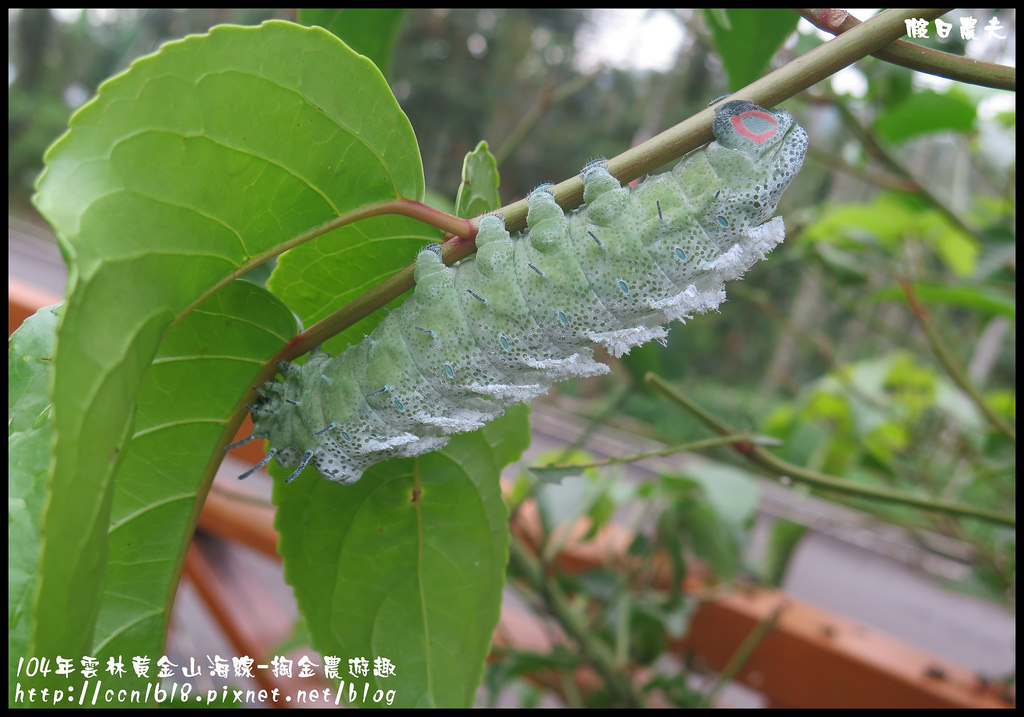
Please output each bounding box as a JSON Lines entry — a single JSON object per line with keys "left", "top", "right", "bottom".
{"left": 797, "top": 9, "right": 1015, "bottom": 91}
{"left": 701, "top": 605, "right": 783, "bottom": 708}
{"left": 898, "top": 278, "right": 1016, "bottom": 442}
{"left": 530, "top": 434, "right": 777, "bottom": 476}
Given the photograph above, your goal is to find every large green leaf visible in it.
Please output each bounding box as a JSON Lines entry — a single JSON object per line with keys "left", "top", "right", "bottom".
{"left": 30, "top": 18, "right": 422, "bottom": 673}
{"left": 704, "top": 9, "right": 799, "bottom": 89}
{"left": 455, "top": 141, "right": 502, "bottom": 220}
{"left": 275, "top": 406, "right": 529, "bottom": 708}
{"left": 9, "top": 283, "right": 298, "bottom": 702}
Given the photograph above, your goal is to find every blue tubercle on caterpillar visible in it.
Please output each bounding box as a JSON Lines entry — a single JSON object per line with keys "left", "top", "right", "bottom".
{"left": 239, "top": 100, "right": 808, "bottom": 485}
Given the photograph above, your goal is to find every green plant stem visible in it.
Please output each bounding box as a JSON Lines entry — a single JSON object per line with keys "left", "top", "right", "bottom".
{"left": 508, "top": 538, "right": 644, "bottom": 707}
{"left": 531, "top": 434, "right": 776, "bottom": 473}
{"left": 701, "top": 605, "right": 782, "bottom": 708}
{"left": 493, "top": 67, "right": 604, "bottom": 168}
{"left": 898, "top": 278, "right": 1016, "bottom": 442}
{"left": 644, "top": 373, "right": 1015, "bottom": 527}
{"left": 797, "top": 9, "right": 1015, "bottom": 91}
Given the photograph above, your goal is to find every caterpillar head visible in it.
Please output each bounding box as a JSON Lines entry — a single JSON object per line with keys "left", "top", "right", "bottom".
{"left": 704, "top": 100, "right": 808, "bottom": 226}
{"left": 711, "top": 100, "right": 803, "bottom": 161}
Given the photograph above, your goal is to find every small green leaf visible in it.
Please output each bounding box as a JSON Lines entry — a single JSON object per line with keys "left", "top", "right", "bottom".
{"left": 480, "top": 403, "right": 531, "bottom": 470}
{"left": 657, "top": 462, "right": 760, "bottom": 581}
{"left": 680, "top": 463, "right": 760, "bottom": 531}
{"left": 666, "top": 477, "right": 741, "bottom": 580}
{"left": 984, "top": 390, "right": 1015, "bottom": 419}
{"left": 9, "top": 304, "right": 61, "bottom": 434}
{"left": 455, "top": 141, "right": 502, "bottom": 219}
{"left": 703, "top": 9, "right": 799, "bottom": 89}
{"left": 932, "top": 221, "right": 979, "bottom": 275}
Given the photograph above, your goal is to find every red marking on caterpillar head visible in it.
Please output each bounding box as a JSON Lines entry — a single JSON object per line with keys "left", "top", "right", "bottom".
{"left": 731, "top": 110, "right": 778, "bottom": 144}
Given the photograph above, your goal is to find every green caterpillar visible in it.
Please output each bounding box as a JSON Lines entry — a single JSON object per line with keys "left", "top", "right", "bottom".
{"left": 235, "top": 100, "right": 808, "bottom": 485}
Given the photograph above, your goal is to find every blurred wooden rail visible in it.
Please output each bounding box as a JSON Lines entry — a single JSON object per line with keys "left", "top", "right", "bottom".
{"left": 9, "top": 279, "right": 1014, "bottom": 708}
